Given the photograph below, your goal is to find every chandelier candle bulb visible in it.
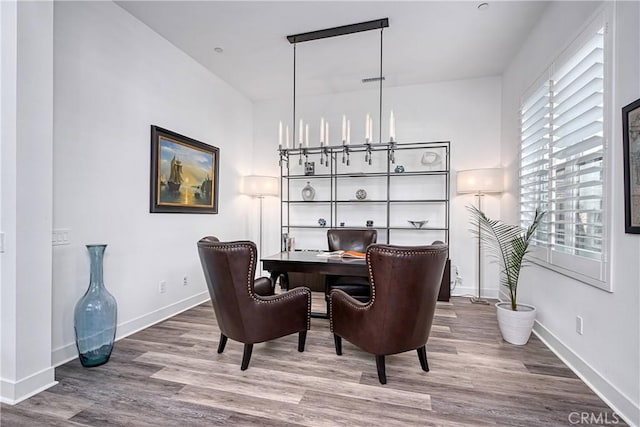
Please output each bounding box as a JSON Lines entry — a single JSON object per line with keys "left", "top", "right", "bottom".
{"left": 325, "top": 122, "right": 329, "bottom": 146}
{"left": 342, "top": 115, "right": 347, "bottom": 144}
{"left": 365, "top": 113, "right": 370, "bottom": 142}
{"left": 347, "top": 120, "right": 351, "bottom": 145}
{"left": 278, "top": 121, "right": 283, "bottom": 149}
{"left": 299, "top": 119, "right": 303, "bottom": 147}
{"left": 305, "top": 124, "right": 309, "bottom": 147}
{"left": 320, "top": 117, "right": 325, "bottom": 144}
{"left": 389, "top": 110, "right": 395, "bottom": 142}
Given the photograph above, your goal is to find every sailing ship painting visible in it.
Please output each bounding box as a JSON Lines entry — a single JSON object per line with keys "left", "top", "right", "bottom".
{"left": 166, "top": 156, "right": 183, "bottom": 192}
{"left": 151, "top": 126, "right": 219, "bottom": 214}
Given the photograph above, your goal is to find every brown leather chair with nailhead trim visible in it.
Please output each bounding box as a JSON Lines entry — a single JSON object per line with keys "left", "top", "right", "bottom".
{"left": 324, "top": 229, "right": 377, "bottom": 313}
{"left": 198, "top": 237, "right": 311, "bottom": 370}
{"left": 329, "top": 243, "right": 448, "bottom": 384}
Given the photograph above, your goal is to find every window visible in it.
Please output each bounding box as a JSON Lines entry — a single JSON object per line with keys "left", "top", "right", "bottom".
{"left": 519, "top": 10, "right": 610, "bottom": 289}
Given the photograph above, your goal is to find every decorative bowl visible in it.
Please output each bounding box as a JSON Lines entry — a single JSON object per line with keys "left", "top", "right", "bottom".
{"left": 355, "top": 189, "right": 367, "bottom": 200}
{"left": 421, "top": 151, "right": 442, "bottom": 166}
{"left": 407, "top": 219, "right": 429, "bottom": 229}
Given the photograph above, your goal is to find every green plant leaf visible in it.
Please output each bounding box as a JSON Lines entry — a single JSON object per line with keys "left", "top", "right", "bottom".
{"left": 466, "top": 205, "right": 545, "bottom": 310}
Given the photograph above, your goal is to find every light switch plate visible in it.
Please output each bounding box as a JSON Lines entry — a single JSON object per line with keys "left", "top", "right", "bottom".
{"left": 52, "top": 229, "right": 71, "bottom": 246}
{"left": 576, "top": 316, "right": 584, "bottom": 335}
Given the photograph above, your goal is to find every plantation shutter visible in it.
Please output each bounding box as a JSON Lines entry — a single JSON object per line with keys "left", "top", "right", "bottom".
{"left": 520, "top": 80, "right": 551, "bottom": 252}
{"left": 549, "top": 29, "right": 604, "bottom": 263}
{"left": 518, "top": 11, "right": 609, "bottom": 287}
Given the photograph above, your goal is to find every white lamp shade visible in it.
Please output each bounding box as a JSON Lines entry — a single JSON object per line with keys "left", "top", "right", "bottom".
{"left": 242, "top": 175, "right": 279, "bottom": 197}
{"left": 456, "top": 168, "right": 504, "bottom": 194}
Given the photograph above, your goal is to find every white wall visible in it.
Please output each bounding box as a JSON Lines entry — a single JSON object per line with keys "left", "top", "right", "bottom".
{"left": 51, "top": 1, "right": 254, "bottom": 365}
{"left": 253, "top": 76, "right": 503, "bottom": 298}
{"left": 501, "top": 2, "right": 640, "bottom": 425}
{"left": 1, "top": 0, "right": 56, "bottom": 404}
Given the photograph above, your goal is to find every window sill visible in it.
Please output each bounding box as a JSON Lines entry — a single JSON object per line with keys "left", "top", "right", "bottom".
{"left": 529, "top": 258, "right": 612, "bottom": 292}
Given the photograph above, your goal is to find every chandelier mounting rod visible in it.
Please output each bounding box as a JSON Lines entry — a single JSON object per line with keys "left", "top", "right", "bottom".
{"left": 286, "top": 18, "right": 389, "bottom": 44}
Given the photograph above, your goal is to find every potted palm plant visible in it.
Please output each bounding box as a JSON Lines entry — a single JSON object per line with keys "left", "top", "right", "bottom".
{"left": 467, "top": 206, "right": 545, "bottom": 345}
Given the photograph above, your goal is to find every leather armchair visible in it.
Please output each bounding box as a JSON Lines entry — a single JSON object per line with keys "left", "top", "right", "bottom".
{"left": 197, "top": 237, "right": 311, "bottom": 370}
{"left": 325, "top": 229, "right": 377, "bottom": 310}
{"left": 330, "top": 243, "right": 448, "bottom": 384}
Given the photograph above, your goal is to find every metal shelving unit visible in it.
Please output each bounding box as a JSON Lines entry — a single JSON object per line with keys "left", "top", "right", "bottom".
{"left": 279, "top": 141, "right": 450, "bottom": 250}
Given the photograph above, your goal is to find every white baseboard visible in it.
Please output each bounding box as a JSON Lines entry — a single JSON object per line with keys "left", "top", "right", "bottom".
{"left": 52, "top": 292, "right": 210, "bottom": 366}
{"left": 451, "top": 284, "right": 498, "bottom": 299}
{"left": 0, "top": 367, "right": 57, "bottom": 405}
{"left": 498, "top": 290, "right": 638, "bottom": 426}
{"left": 532, "top": 322, "right": 639, "bottom": 427}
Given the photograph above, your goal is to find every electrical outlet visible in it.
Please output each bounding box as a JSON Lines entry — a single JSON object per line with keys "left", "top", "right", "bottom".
{"left": 159, "top": 281, "right": 167, "bottom": 294}
{"left": 576, "top": 316, "right": 583, "bottom": 335}
{"left": 183, "top": 276, "right": 188, "bottom": 286}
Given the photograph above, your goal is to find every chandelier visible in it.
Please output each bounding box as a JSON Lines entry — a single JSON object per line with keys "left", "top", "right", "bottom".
{"left": 278, "top": 18, "right": 396, "bottom": 167}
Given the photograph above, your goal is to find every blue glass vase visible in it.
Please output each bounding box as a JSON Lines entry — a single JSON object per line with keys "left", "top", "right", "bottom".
{"left": 74, "top": 244, "right": 117, "bottom": 367}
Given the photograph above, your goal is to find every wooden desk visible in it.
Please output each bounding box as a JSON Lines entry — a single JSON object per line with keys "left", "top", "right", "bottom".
{"left": 262, "top": 251, "right": 366, "bottom": 288}
{"left": 261, "top": 251, "right": 450, "bottom": 309}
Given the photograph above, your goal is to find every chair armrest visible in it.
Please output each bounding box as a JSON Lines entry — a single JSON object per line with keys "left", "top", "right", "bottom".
{"left": 249, "top": 287, "right": 312, "bottom": 342}
{"left": 329, "top": 289, "right": 371, "bottom": 331}
{"left": 331, "top": 288, "right": 368, "bottom": 309}
{"left": 254, "top": 277, "right": 274, "bottom": 296}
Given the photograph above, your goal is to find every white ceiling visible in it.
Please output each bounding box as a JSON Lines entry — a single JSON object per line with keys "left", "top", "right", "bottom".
{"left": 116, "top": 1, "right": 549, "bottom": 101}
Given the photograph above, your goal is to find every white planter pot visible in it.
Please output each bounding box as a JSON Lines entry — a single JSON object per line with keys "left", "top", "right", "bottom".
{"left": 495, "top": 302, "right": 536, "bottom": 345}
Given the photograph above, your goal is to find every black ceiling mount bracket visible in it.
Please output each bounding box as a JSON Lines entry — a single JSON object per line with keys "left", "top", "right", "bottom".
{"left": 286, "top": 18, "right": 389, "bottom": 44}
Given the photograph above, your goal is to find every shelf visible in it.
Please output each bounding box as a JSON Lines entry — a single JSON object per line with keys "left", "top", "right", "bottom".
{"left": 284, "top": 199, "right": 448, "bottom": 204}
{"left": 389, "top": 199, "right": 448, "bottom": 203}
{"left": 283, "top": 171, "right": 448, "bottom": 179}
{"left": 389, "top": 227, "right": 448, "bottom": 231}
{"left": 335, "top": 200, "right": 387, "bottom": 203}
{"left": 283, "top": 174, "right": 332, "bottom": 179}
{"left": 334, "top": 172, "right": 388, "bottom": 178}
{"left": 281, "top": 225, "right": 447, "bottom": 231}
{"left": 284, "top": 200, "right": 332, "bottom": 204}
{"left": 282, "top": 225, "right": 332, "bottom": 229}
{"left": 388, "top": 170, "right": 448, "bottom": 176}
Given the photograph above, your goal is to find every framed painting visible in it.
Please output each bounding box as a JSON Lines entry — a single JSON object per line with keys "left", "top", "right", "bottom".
{"left": 150, "top": 125, "right": 219, "bottom": 214}
{"left": 623, "top": 98, "right": 640, "bottom": 233}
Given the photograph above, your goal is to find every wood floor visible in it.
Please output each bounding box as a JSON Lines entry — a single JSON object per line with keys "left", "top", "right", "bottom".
{"left": 1, "top": 295, "right": 624, "bottom": 426}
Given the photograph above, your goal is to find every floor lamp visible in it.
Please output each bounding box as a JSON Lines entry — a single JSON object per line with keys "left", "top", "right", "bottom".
{"left": 456, "top": 168, "right": 503, "bottom": 304}
{"left": 242, "top": 175, "right": 279, "bottom": 260}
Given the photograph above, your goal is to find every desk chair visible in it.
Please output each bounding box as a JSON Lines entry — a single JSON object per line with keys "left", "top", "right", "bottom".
{"left": 325, "top": 229, "right": 377, "bottom": 313}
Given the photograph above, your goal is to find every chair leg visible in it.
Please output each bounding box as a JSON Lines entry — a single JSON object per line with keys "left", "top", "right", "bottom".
{"left": 298, "top": 331, "right": 307, "bottom": 352}
{"left": 333, "top": 334, "right": 342, "bottom": 355}
{"left": 417, "top": 345, "right": 429, "bottom": 372}
{"left": 376, "top": 355, "right": 387, "bottom": 384}
{"left": 217, "top": 334, "right": 228, "bottom": 354}
{"left": 240, "top": 344, "right": 253, "bottom": 371}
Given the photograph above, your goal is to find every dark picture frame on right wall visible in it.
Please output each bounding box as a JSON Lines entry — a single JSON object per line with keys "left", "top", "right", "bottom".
{"left": 622, "top": 97, "right": 640, "bottom": 233}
